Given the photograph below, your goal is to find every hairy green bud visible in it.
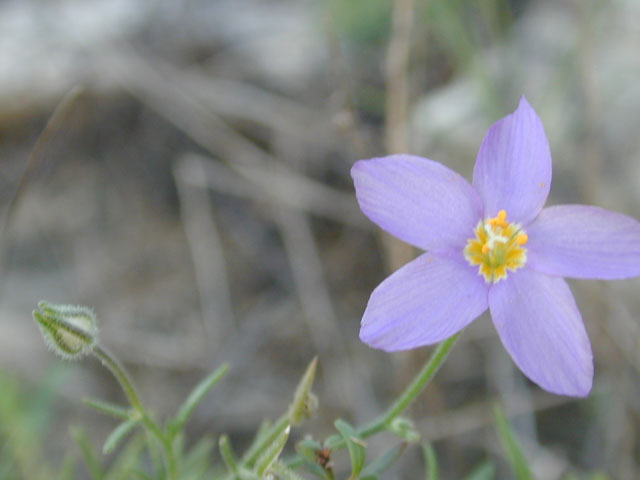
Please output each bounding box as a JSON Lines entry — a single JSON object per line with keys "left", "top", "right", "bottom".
{"left": 33, "top": 301, "right": 98, "bottom": 360}
{"left": 289, "top": 356, "right": 318, "bottom": 425}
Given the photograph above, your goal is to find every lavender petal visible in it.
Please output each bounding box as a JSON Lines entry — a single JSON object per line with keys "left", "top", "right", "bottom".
{"left": 527, "top": 204, "right": 640, "bottom": 279}
{"left": 473, "top": 97, "right": 551, "bottom": 225}
{"left": 489, "top": 269, "right": 593, "bottom": 397}
{"left": 360, "top": 252, "right": 488, "bottom": 351}
{"left": 352, "top": 155, "right": 483, "bottom": 252}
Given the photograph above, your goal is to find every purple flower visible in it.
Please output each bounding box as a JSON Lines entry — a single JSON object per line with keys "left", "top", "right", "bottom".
{"left": 351, "top": 97, "right": 640, "bottom": 397}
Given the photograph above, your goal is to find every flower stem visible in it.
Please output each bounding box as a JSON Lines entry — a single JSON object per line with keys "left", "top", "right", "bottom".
{"left": 92, "top": 345, "right": 177, "bottom": 480}
{"left": 369, "top": 332, "right": 461, "bottom": 432}
{"left": 92, "top": 346, "right": 143, "bottom": 411}
{"left": 327, "top": 333, "right": 461, "bottom": 448}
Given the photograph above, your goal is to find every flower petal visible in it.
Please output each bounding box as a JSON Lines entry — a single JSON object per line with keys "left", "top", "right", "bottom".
{"left": 489, "top": 269, "right": 593, "bottom": 396}
{"left": 352, "top": 155, "right": 482, "bottom": 251}
{"left": 360, "top": 252, "right": 488, "bottom": 351}
{"left": 473, "top": 97, "right": 551, "bottom": 225}
{"left": 527, "top": 205, "right": 640, "bottom": 279}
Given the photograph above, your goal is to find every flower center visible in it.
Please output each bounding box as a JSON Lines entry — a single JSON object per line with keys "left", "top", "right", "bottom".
{"left": 463, "top": 209, "right": 528, "bottom": 283}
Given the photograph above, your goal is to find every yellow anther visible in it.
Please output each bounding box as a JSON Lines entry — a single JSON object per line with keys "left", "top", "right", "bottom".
{"left": 464, "top": 209, "right": 527, "bottom": 284}
{"left": 488, "top": 209, "right": 508, "bottom": 228}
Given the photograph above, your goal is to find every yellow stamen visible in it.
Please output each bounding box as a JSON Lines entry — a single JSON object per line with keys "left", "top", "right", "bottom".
{"left": 515, "top": 233, "right": 528, "bottom": 245}
{"left": 488, "top": 209, "right": 508, "bottom": 227}
{"left": 463, "top": 209, "right": 528, "bottom": 283}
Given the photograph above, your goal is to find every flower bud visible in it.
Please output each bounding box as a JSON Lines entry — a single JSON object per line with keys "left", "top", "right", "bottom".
{"left": 33, "top": 301, "right": 98, "bottom": 360}
{"left": 389, "top": 417, "right": 420, "bottom": 443}
{"left": 289, "top": 357, "right": 318, "bottom": 425}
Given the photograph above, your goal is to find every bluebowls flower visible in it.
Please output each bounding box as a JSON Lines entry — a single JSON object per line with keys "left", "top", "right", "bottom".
{"left": 352, "top": 97, "right": 640, "bottom": 397}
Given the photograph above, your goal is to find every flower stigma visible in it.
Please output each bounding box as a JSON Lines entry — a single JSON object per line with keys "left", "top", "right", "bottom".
{"left": 464, "top": 209, "right": 528, "bottom": 283}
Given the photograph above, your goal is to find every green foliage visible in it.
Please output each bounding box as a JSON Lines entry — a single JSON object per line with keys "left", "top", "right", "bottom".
{"left": 422, "top": 443, "right": 438, "bottom": 480}
{"left": 334, "top": 419, "right": 367, "bottom": 479}
{"left": 219, "top": 435, "right": 240, "bottom": 476}
{"left": 57, "top": 454, "right": 77, "bottom": 480}
{"left": 82, "top": 397, "right": 131, "bottom": 420}
{"left": 289, "top": 357, "right": 318, "bottom": 426}
{"left": 103, "top": 418, "right": 140, "bottom": 454}
{"left": 419, "top": 0, "right": 512, "bottom": 68}
{"left": 492, "top": 404, "right": 534, "bottom": 480}
{"left": 181, "top": 436, "right": 216, "bottom": 479}
{"left": 26, "top": 299, "right": 616, "bottom": 478}
{"left": 359, "top": 442, "right": 406, "bottom": 480}
{"left": 389, "top": 417, "right": 420, "bottom": 443}
{"left": 169, "top": 363, "right": 230, "bottom": 437}
{"left": 270, "top": 460, "right": 307, "bottom": 480}
{"left": 326, "top": 0, "right": 392, "bottom": 45}
{"left": 294, "top": 438, "right": 331, "bottom": 479}
{"left": 71, "top": 428, "right": 104, "bottom": 480}
{"left": 463, "top": 461, "right": 496, "bottom": 480}
{"left": 255, "top": 425, "right": 290, "bottom": 477}
{"left": 0, "top": 368, "right": 66, "bottom": 480}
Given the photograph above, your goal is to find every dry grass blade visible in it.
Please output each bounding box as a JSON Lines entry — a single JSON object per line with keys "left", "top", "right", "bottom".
{"left": 0, "top": 87, "right": 84, "bottom": 290}
{"left": 102, "top": 52, "right": 367, "bottom": 228}
{"left": 174, "top": 155, "right": 235, "bottom": 342}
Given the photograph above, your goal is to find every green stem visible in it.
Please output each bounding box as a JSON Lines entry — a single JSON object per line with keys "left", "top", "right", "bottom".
{"left": 92, "top": 345, "right": 178, "bottom": 480}
{"left": 327, "top": 333, "right": 461, "bottom": 448}
{"left": 93, "top": 345, "right": 144, "bottom": 412}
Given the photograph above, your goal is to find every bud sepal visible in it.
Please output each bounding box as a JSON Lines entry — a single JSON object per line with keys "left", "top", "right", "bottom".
{"left": 33, "top": 301, "right": 98, "bottom": 360}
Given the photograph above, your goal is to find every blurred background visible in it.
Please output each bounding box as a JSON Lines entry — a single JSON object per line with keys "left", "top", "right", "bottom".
{"left": 1, "top": 0, "right": 639, "bottom": 478}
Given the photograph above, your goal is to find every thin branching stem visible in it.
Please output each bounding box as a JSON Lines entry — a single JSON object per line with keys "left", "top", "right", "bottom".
{"left": 92, "top": 345, "right": 178, "bottom": 480}
{"left": 326, "top": 333, "right": 461, "bottom": 449}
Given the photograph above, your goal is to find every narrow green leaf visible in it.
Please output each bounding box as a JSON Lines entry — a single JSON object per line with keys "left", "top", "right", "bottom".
{"left": 105, "top": 434, "right": 146, "bottom": 479}
{"left": 270, "top": 460, "right": 307, "bottom": 480}
{"left": 493, "top": 404, "right": 534, "bottom": 480}
{"left": 71, "top": 427, "right": 104, "bottom": 480}
{"left": 103, "top": 418, "right": 140, "bottom": 454}
{"left": 219, "top": 435, "right": 239, "bottom": 475}
{"left": 300, "top": 462, "right": 333, "bottom": 480}
{"left": 246, "top": 419, "right": 272, "bottom": 456}
{"left": 422, "top": 443, "right": 438, "bottom": 480}
{"left": 289, "top": 357, "right": 318, "bottom": 425}
{"left": 255, "top": 425, "right": 291, "bottom": 476}
{"left": 144, "top": 429, "right": 164, "bottom": 478}
{"left": 323, "top": 434, "right": 342, "bottom": 449}
{"left": 83, "top": 397, "right": 131, "bottom": 420}
{"left": 183, "top": 436, "right": 215, "bottom": 473}
{"left": 296, "top": 438, "right": 324, "bottom": 462}
{"left": 463, "top": 461, "right": 495, "bottom": 480}
{"left": 173, "top": 432, "right": 186, "bottom": 468}
{"left": 57, "top": 453, "right": 77, "bottom": 480}
{"left": 360, "top": 442, "right": 407, "bottom": 480}
{"left": 334, "top": 419, "right": 366, "bottom": 479}
{"left": 242, "top": 414, "right": 289, "bottom": 466}
{"left": 172, "top": 363, "right": 229, "bottom": 435}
